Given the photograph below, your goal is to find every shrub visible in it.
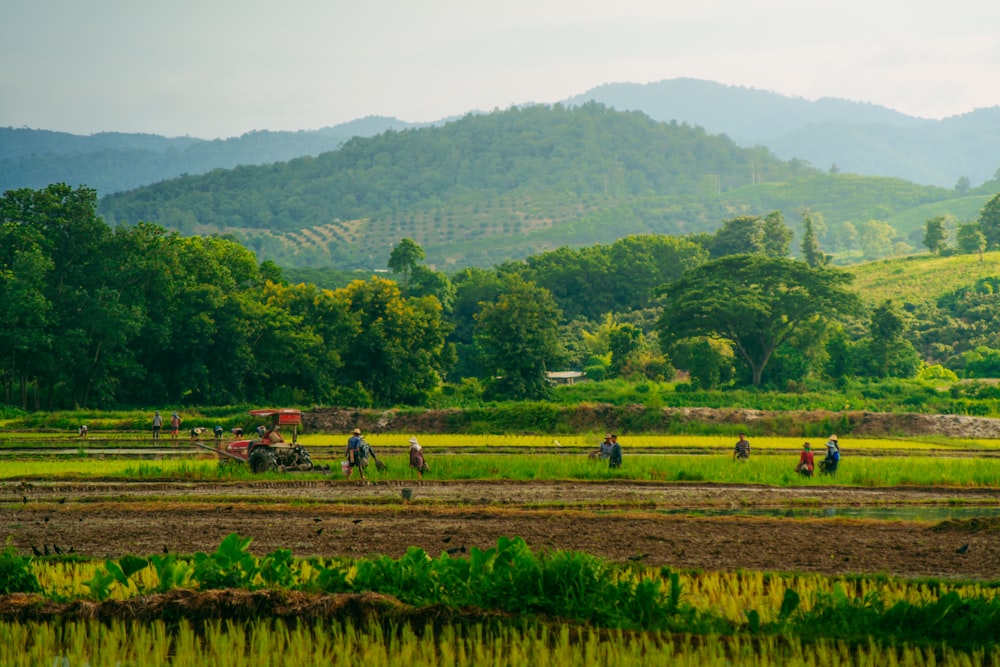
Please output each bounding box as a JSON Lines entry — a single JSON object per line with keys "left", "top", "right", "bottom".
{"left": 0, "top": 543, "right": 41, "bottom": 594}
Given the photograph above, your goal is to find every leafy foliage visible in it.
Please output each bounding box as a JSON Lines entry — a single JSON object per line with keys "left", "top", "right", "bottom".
{"left": 0, "top": 543, "right": 41, "bottom": 594}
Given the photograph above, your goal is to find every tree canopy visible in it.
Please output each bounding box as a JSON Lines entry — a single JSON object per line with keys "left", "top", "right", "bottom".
{"left": 655, "top": 255, "right": 862, "bottom": 386}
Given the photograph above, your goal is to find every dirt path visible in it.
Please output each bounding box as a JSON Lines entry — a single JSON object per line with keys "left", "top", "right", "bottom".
{"left": 4, "top": 480, "right": 1000, "bottom": 580}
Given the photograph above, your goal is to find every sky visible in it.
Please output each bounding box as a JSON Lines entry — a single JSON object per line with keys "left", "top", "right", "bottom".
{"left": 3, "top": 0, "right": 1000, "bottom": 139}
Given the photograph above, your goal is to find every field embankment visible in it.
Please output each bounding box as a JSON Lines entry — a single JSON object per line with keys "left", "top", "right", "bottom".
{"left": 304, "top": 406, "right": 1000, "bottom": 439}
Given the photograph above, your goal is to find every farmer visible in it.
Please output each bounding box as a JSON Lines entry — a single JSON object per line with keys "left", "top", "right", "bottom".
{"left": 346, "top": 428, "right": 366, "bottom": 480}
{"left": 78, "top": 425, "right": 88, "bottom": 437}
{"left": 170, "top": 412, "right": 181, "bottom": 438}
{"left": 213, "top": 425, "right": 224, "bottom": 441}
{"left": 820, "top": 435, "right": 841, "bottom": 475}
{"left": 733, "top": 433, "right": 751, "bottom": 461}
{"left": 591, "top": 433, "right": 613, "bottom": 460}
{"left": 152, "top": 411, "right": 162, "bottom": 440}
{"left": 795, "top": 442, "right": 815, "bottom": 477}
{"left": 358, "top": 436, "right": 385, "bottom": 473}
{"left": 409, "top": 437, "right": 428, "bottom": 478}
{"left": 608, "top": 434, "right": 623, "bottom": 469}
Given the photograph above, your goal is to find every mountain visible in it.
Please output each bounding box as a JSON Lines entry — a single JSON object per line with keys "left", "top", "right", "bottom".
{"left": 5, "top": 77, "right": 998, "bottom": 196}
{"left": 0, "top": 116, "right": 418, "bottom": 195}
{"left": 564, "top": 78, "right": 1000, "bottom": 188}
{"left": 97, "top": 104, "right": 987, "bottom": 271}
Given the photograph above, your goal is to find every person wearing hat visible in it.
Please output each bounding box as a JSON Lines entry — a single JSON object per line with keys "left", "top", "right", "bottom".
{"left": 346, "top": 428, "right": 366, "bottom": 480}
{"left": 408, "top": 437, "right": 428, "bottom": 478}
{"left": 795, "top": 442, "right": 815, "bottom": 477}
{"left": 152, "top": 411, "right": 162, "bottom": 441}
{"left": 820, "top": 434, "right": 840, "bottom": 475}
{"left": 170, "top": 412, "right": 181, "bottom": 439}
{"left": 590, "top": 433, "right": 614, "bottom": 460}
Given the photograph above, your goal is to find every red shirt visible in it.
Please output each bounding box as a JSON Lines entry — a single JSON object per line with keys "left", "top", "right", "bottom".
{"left": 798, "top": 449, "right": 815, "bottom": 470}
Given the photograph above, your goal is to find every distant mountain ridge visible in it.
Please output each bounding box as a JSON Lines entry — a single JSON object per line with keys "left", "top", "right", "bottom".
{"left": 564, "top": 78, "right": 1000, "bottom": 188}
{"left": 0, "top": 116, "right": 420, "bottom": 195}
{"left": 3, "top": 78, "right": 998, "bottom": 195}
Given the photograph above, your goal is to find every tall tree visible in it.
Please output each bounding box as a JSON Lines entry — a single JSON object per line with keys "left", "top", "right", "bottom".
{"left": 338, "top": 277, "right": 451, "bottom": 406}
{"left": 800, "top": 212, "right": 828, "bottom": 267}
{"left": 475, "top": 276, "right": 562, "bottom": 400}
{"left": 387, "top": 238, "right": 426, "bottom": 291}
{"left": 956, "top": 222, "right": 987, "bottom": 260}
{"left": 856, "top": 300, "right": 921, "bottom": 379}
{"left": 923, "top": 216, "right": 948, "bottom": 254}
{"left": 978, "top": 192, "right": 1000, "bottom": 249}
{"left": 760, "top": 211, "right": 793, "bottom": 257}
{"left": 655, "top": 255, "right": 861, "bottom": 387}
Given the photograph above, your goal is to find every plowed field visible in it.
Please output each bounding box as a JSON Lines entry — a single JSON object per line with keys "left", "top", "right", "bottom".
{"left": 5, "top": 479, "right": 1000, "bottom": 580}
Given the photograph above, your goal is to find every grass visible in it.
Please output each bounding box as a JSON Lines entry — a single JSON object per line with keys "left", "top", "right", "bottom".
{"left": 4, "top": 449, "right": 1000, "bottom": 488}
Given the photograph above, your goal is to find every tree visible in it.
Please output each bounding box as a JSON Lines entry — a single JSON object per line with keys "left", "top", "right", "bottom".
{"left": 655, "top": 255, "right": 861, "bottom": 387}
{"left": 711, "top": 211, "right": 791, "bottom": 259}
{"left": 387, "top": 238, "right": 425, "bottom": 291}
{"left": 858, "top": 219, "right": 897, "bottom": 260}
{"left": 608, "top": 323, "right": 642, "bottom": 378}
{"left": 923, "top": 216, "right": 948, "bottom": 254}
{"left": 760, "top": 211, "right": 793, "bottom": 258}
{"left": 855, "top": 300, "right": 921, "bottom": 379}
{"left": 955, "top": 176, "right": 971, "bottom": 194}
{"left": 956, "top": 222, "right": 987, "bottom": 260}
{"left": 337, "top": 277, "right": 451, "bottom": 406}
{"left": 978, "top": 192, "right": 1000, "bottom": 249}
{"left": 710, "top": 216, "right": 765, "bottom": 258}
{"left": 474, "top": 276, "right": 562, "bottom": 400}
{"left": 800, "top": 211, "right": 828, "bottom": 267}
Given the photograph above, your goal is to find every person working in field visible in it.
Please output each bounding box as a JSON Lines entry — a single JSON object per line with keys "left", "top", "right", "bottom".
{"left": 408, "top": 437, "right": 428, "bottom": 478}
{"left": 733, "top": 433, "right": 751, "bottom": 461}
{"left": 590, "top": 433, "right": 614, "bottom": 461}
{"left": 608, "top": 434, "right": 623, "bottom": 469}
{"left": 795, "top": 442, "right": 815, "bottom": 477}
{"left": 819, "top": 434, "right": 840, "bottom": 475}
{"left": 346, "top": 428, "right": 366, "bottom": 480}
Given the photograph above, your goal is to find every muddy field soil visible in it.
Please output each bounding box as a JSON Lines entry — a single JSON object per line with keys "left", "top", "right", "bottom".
{"left": 4, "top": 480, "right": 1000, "bottom": 580}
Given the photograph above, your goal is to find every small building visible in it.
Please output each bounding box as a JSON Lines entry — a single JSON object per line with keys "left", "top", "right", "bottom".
{"left": 546, "top": 371, "right": 586, "bottom": 386}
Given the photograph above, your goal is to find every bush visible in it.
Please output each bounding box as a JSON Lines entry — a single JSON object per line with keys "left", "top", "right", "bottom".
{"left": 0, "top": 543, "right": 41, "bottom": 594}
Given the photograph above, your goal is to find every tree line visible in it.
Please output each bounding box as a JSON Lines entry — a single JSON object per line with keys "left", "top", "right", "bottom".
{"left": 4, "top": 183, "right": 1000, "bottom": 409}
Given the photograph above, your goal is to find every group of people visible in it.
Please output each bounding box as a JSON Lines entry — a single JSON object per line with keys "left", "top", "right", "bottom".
{"left": 151, "top": 411, "right": 182, "bottom": 440}
{"left": 344, "top": 427, "right": 429, "bottom": 481}
{"left": 734, "top": 432, "right": 841, "bottom": 477}
{"left": 591, "top": 433, "right": 623, "bottom": 468}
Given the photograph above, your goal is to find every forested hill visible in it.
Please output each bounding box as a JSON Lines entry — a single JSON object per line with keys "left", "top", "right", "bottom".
{"left": 98, "top": 104, "right": 814, "bottom": 268}
{"left": 97, "top": 103, "right": 981, "bottom": 270}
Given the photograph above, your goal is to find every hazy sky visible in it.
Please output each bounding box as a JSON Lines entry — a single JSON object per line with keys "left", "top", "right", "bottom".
{"left": 3, "top": 0, "right": 999, "bottom": 139}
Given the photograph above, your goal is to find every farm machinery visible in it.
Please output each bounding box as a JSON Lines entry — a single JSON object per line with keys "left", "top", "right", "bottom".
{"left": 194, "top": 408, "right": 327, "bottom": 473}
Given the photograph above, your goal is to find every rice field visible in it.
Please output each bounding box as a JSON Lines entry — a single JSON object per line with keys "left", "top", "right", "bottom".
{"left": 3, "top": 450, "right": 1000, "bottom": 488}
{"left": 4, "top": 619, "right": 996, "bottom": 667}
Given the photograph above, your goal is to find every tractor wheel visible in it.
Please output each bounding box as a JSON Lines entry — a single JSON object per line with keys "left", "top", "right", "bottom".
{"left": 249, "top": 447, "right": 278, "bottom": 473}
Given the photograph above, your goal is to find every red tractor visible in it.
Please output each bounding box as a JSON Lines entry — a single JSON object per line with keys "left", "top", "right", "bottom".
{"left": 196, "top": 408, "right": 324, "bottom": 473}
